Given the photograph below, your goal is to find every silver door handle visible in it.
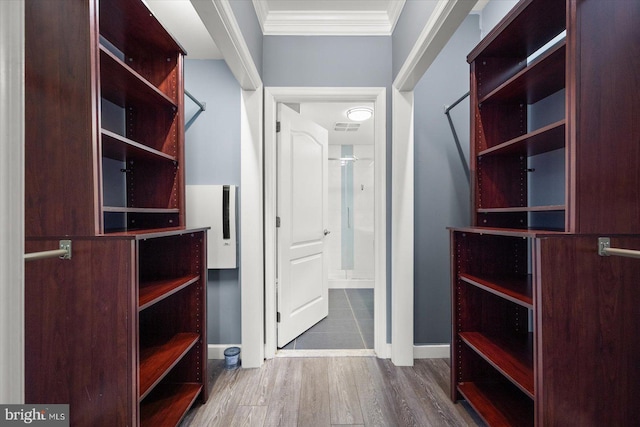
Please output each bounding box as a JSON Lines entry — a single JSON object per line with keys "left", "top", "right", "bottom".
{"left": 324, "top": 229, "right": 331, "bottom": 236}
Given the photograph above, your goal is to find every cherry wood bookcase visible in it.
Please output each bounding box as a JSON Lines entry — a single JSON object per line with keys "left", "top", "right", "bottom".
{"left": 450, "top": 0, "right": 640, "bottom": 425}
{"left": 24, "top": 0, "right": 208, "bottom": 425}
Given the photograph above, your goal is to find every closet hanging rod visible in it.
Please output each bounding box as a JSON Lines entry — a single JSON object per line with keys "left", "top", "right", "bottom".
{"left": 444, "top": 91, "right": 470, "bottom": 181}
{"left": 185, "top": 89, "right": 206, "bottom": 131}
{"left": 598, "top": 237, "right": 640, "bottom": 259}
{"left": 444, "top": 91, "right": 470, "bottom": 114}
{"left": 24, "top": 240, "right": 72, "bottom": 261}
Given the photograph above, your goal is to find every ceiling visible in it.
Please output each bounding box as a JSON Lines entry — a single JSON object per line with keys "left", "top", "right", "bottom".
{"left": 145, "top": 0, "right": 489, "bottom": 146}
{"left": 145, "top": 0, "right": 409, "bottom": 59}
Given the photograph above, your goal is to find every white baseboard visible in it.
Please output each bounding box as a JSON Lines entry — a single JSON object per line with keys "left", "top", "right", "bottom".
{"left": 413, "top": 344, "right": 450, "bottom": 359}
{"left": 210, "top": 344, "right": 447, "bottom": 361}
{"left": 328, "top": 279, "right": 374, "bottom": 289}
{"left": 208, "top": 344, "right": 242, "bottom": 360}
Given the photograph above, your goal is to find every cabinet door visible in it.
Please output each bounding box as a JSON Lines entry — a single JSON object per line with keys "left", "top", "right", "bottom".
{"left": 535, "top": 235, "right": 640, "bottom": 425}
{"left": 25, "top": 238, "right": 136, "bottom": 426}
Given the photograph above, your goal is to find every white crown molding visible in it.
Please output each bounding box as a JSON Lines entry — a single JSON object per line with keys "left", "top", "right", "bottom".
{"left": 387, "top": 0, "right": 406, "bottom": 33}
{"left": 253, "top": 0, "right": 406, "bottom": 36}
{"left": 190, "top": 0, "right": 262, "bottom": 90}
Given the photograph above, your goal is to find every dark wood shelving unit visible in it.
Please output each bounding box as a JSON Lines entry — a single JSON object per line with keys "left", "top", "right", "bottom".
{"left": 451, "top": 1, "right": 640, "bottom": 425}
{"left": 24, "top": 0, "right": 208, "bottom": 426}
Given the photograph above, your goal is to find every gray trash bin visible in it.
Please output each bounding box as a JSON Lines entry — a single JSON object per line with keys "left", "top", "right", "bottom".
{"left": 224, "top": 346, "right": 240, "bottom": 370}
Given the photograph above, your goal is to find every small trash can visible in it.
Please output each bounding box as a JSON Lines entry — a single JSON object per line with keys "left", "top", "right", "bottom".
{"left": 224, "top": 346, "right": 240, "bottom": 370}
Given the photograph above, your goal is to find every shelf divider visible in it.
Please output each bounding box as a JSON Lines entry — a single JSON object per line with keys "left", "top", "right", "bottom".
{"left": 140, "top": 383, "right": 202, "bottom": 427}
{"left": 139, "top": 275, "right": 200, "bottom": 311}
{"left": 460, "top": 273, "right": 532, "bottom": 308}
{"left": 479, "top": 119, "right": 565, "bottom": 158}
{"left": 102, "top": 129, "right": 177, "bottom": 162}
{"left": 458, "top": 382, "right": 534, "bottom": 427}
{"left": 460, "top": 331, "right": 534, "bottom": 398}
{"left": 139, "top": 332, "right": 199, "bottom": 400}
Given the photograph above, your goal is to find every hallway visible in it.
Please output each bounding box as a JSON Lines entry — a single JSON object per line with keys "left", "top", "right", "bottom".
{"left": 180, "top": 357, "right": 484, "bottom": 426}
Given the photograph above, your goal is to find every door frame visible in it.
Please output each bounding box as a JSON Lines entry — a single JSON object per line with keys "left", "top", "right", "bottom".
{"left": 264, "top": 87, "right": 387, "bottom": 358}
{"left": 1, "top": 0, "right": 25, "bottom": 403}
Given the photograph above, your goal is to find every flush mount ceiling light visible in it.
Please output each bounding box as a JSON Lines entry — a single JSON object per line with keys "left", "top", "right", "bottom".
{"left": 346, "top": 107, "right": 373, "bottom": 122}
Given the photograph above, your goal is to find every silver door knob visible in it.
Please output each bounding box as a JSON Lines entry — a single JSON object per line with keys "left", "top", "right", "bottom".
{"left": 324, "top": 229, "right": 331, "bottom": 236}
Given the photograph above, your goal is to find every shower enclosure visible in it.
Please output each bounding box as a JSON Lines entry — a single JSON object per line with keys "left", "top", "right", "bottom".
{"left": 327, "top": 144, "right": 374, "bottom": 288}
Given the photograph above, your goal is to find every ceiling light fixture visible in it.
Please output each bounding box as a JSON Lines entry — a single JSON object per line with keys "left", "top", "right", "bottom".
{"left": 346, "top": 107, "right": 373, "bottom": 122}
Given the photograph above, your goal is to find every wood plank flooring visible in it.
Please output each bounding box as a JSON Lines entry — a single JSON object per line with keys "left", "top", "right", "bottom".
{"left": 180, "top": 357, "right": 484, "bottom": 427}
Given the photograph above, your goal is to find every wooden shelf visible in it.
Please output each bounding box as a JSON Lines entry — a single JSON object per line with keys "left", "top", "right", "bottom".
{"left": 139, "top": 333, "right": 199, "bottom": 400}
{"left": 479, "top": 120, "right": 565, "bottom": 157}
{"left": 102, "top": 129, "right": 177, "bottom": 163}
{"left": 99, "top": 0, "right": 186, "bottom": 60}
{"left": 460, "top": 273, "right": 532, "bottom": 308}
{"left": 459, "top": 332, "right": 534, "bottom": 398}
{"left": 468, "top": 0, "right": 565, "bottom": 61}
{"left": 100, "top": 45, "right": 177, "bottom": 110}
{"left": 458, "top": 382, "right": 533, "bottom": 427}
{"left": 103, "top": 207, "right": 180, "bottom": 214}
{"left": 105, "top": 226, "right": 208, "bottom": 239}
{"left": 449, "top": 226, "right": 568, "bottom": 238}
{"left": 480, "top": 40, "right": 566, "bottom": 105}
{"left": 140, "top": 383, "right": 202, "bottom": 427}
{"left": 139, "top": 275, "right": 200, "bottom": 311}
{"left": 477, "top": 205, "right": 565, "bottom": 213}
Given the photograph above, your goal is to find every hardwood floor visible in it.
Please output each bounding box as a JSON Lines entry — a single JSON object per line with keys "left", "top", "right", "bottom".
{"left": 180, "top": 357, "right": 484, "bottom": 426}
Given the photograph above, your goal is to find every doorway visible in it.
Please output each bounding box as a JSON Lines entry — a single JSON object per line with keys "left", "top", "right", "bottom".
{"left": 280, "top": 101, "right": 375, "bottom": 351}
{"left": 264, "top": 87, "right": 387, "bottom": 359}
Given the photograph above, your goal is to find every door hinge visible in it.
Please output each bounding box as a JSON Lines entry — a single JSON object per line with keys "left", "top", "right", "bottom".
{"left": 276, "top": 216, "right": 281, "bottom": 228}
{"left": 277, "top": 312, "right": 281, "bottom": 323}
{"left": 276, "top": 121, "right": 281, "bottom": 133}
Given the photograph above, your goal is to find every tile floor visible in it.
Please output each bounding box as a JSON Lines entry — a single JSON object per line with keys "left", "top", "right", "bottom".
{"left": 281, "top": 288, "right": 373, "bottom": 350}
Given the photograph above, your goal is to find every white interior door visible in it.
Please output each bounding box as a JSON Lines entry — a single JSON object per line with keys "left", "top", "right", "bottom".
{"left": 277, "top": 104, "right": 329, "bottom": 348}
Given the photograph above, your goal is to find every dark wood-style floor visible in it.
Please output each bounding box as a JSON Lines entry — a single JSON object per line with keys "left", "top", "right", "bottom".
{"left": 180, "top": 357, "right": 484, "bottom": 426}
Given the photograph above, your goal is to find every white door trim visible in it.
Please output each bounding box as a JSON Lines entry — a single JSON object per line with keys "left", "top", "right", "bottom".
{"left": 1, "top": 0, "right": 25, "bottom": 403}
{"left": 264, "top": 87, "right": 388, "bottom": 359}
{"left": 239, "top": 88, "right": 265, "bottom": 368}
{"left": 391, "top": 88, "right": 414, "bottom": 366}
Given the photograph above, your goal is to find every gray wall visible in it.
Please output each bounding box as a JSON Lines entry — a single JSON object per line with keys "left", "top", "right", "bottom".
{"left": 184, "top": 59, "right": 242, "bottom": 344}
{"left": 392, "top": 0, "right": 438, "bottom": 80}
{"left": 413, "top": 14, "right": 480, "bottom": 344}
{"left": 263, "top": 36, "right": 391, "bottom": 87}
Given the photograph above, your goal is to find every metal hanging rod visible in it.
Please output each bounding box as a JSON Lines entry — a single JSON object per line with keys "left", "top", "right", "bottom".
{"left": 24, "top": 240, "right": 72, "bottom": 262}
{"left": 185, "top": 89, "right": 206, "bottom": 131}
{"left": 444, "top": 91, "right": 470, "bottom": 114}
{"left": 598, "top": 237, "right": 640, "bottom": 259}
{"left": 444, "top": 91, "right": 470, "bottom": 181}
